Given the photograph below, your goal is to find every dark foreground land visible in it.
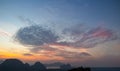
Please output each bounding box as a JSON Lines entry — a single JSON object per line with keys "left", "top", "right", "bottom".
{"left": 0, "top": 59, "right": 90, "bottom": 71}
{"left": 91, "top": 67, "right": 120, "bottom": 71}
{"left": 0, "top": 59, "right": 120, "bottom": 71}
{"left": 47, "top": 67, "right": 120, "bottom": 71}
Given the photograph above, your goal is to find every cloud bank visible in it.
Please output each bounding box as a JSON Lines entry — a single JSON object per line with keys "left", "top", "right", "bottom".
{"left": 14, "top": 22, "right": 118, "bottom": 59}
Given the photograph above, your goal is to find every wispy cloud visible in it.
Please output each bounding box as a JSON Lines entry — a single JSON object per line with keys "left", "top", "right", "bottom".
{"left": 0, "top": 29, "right": 11, "bottom": 37}
{"left": 23, "top": 53, "right": 33, "bottom": 56}
{"left": 59, "top": 25, "right": 118, "bottom": 48}
{"left": 54, "top": 50, "right": 91, "bottom": 59}
{"left": 18, "top": 16, "right": 37, "bottom": 25}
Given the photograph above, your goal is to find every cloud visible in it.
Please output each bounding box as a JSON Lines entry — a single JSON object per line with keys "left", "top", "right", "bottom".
{"left": 35, "top": 48, "right": 92, "bottom": 59}
{"left": 60, "top": 25, "right": 118, "bottom": 48}
{"left": 14, "top": 22, "right": 118, "bottom": 59}
{"left": 54, "top": 50, "right": 91, "bottom": 59}
{"left": 30, "top": 45, "right": 58, "bottom": 53}
{"left": 18, "top": 16, "right": 37, "bottom": 25}
{"left": 23, "top": 53, "right": 33, "bottom": 56}
{"left": 62, "top": 24, "right": 84, "bottom": 36}
{"left": 79, "top": 52, "right": 91, "bottom": 56}
{"left": 28, "top": 44, "right": 91, "bottom": 59}
{"left": 0, "top": 28, "right": 11, "bottom": 37}
{"left": 14, "top": 25, "right": 58, "bottom": 46}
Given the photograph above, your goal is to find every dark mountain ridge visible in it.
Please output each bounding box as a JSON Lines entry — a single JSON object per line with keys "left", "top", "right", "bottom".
{"left": 0, "top": 59, "right": 91, "bottom": 71}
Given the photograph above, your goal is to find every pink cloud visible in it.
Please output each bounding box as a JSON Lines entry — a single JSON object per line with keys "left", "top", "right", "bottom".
{"left": 90, "top": 27, "right": 113, "bottom": 38}
{"left": 0, "top": 29, "right": 11, "bottom": 37}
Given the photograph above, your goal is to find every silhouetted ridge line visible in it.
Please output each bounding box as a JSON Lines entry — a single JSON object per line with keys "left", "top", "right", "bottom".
{"left": 0, "top": 59, "right": 91, "bottom": 71}
{"left": 31, "top": 62, "right": 46, "bottom": 71}
{"left": 0, "top": 59, "right": 27, "bottom": 71}
{"left": 0, "top": 59, "right": 46, "bottom": 71}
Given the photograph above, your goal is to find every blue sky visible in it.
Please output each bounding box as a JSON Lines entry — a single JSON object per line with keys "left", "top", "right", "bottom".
{"left": 0, "top": 0, "right": 120, "bottom": 28}
{"left": 0, "top": 0, "right": 120, "bottom": 67}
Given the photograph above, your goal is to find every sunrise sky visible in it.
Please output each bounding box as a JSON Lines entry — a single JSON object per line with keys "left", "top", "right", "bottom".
{"left": 0, "top": 0, "right": 120, "bottom": 67}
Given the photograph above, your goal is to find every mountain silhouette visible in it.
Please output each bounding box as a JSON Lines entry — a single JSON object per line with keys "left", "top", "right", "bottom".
{"left": 0, "top": 59, "right": 91, "bottom": 71}
{"left": 0, "top": 60, "right": 3, "bottom": 64}
{"left": 0, "top": 59, "right": 27, "bottom": 71}
{"left": 24, "top": 63, "right": 31, "bottom": 71}
{"left": 45, "top": 62, "right": 65, "bottom": 67}
{"left": 31, "top": 62, "right": 46, "bottom": 71}
{"left": 60, "top": 64, "right": 72, "bottom": 70}
{"left": 0, "top": 59, "right": 46, "bottom": 71}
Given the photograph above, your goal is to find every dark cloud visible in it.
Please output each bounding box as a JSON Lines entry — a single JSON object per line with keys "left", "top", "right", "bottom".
{"left": 23, "top": 53, "right": 33, "bottom": 56}
{"left": 14, "top": 25, "right": 58, "bottom": 46}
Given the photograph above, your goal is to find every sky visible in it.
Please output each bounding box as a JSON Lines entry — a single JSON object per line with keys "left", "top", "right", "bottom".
{"left": 0, "top": 0, "right": 120, "bottom": 67}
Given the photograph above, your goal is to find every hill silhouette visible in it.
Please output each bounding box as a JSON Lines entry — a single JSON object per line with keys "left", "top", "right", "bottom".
{"left": 0, "top": 59, "right": 46, "bottom": 71}
{"left": 0, "top": 59, "right": 27, "bottom": 71}
{"left": 0, "top": 59, "right": 91, "bottom": 71}
{"left": 31, "top": 62, "right": 46, "bottom": 71}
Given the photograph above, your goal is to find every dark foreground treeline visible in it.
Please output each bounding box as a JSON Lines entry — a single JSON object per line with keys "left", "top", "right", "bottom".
{"left": 0, "top": 59, "right": 91, "bottom": 71}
